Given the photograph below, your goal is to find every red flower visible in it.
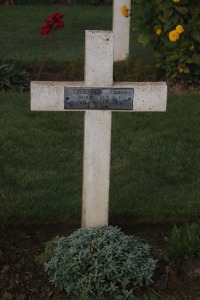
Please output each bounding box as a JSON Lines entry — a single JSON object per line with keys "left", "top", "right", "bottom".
{"left": 45, "top": 17, "right": 54, "bottom": 26}
{"left": 54, "top": 20, "right": 64, "bottom": 30}
{"left": 51, "top": 12, "right": 64, "bottom": 19}
{"left": 40, "top": 25, "right": 52, "bottom": 35}
{"left": 40, "top": 12, "right": 64, "bottom": 35}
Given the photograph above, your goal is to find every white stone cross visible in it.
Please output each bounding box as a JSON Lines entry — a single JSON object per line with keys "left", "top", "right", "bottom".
{"left": 31, "top": 30, "right": 167, "bottom": 228}
{"left": 113, "top": 0, "right": 131, "bottom": 61}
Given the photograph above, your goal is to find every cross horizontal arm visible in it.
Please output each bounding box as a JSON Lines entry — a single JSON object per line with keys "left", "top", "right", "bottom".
{"left": 31, "top": 81, "right": 167, "bottom": 112}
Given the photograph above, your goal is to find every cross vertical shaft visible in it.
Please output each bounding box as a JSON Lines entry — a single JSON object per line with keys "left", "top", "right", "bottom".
{"left": 81, "top": 31, "right": 113, "bottom": 228}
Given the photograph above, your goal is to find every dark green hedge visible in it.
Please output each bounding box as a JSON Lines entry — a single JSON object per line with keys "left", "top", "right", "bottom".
{"left": 13, "top": 0, "right": 112, "bottom": 5}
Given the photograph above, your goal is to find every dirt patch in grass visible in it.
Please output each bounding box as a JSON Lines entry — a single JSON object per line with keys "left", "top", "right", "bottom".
{"left": 1, "top": 222, "right": 200, "bottom": 299}
{"left": 166, "top": 81, "right": 200, "bottom": 95}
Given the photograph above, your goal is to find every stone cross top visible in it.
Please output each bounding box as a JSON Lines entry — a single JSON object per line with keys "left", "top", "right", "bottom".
{"left": 31, "top": 30, "right": 167, "bottom": 228}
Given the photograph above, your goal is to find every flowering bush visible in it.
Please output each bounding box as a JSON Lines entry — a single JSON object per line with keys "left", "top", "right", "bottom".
{"left": 133, "top": 0, "right": 200, "bottom": 84}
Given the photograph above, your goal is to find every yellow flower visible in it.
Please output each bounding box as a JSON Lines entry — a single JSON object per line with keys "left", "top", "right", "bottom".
{"left": 177, "top": 66, "right": 184, "bottom": 73}
{"left": 173, "top": 0, "right": 180, "bottom": 2}
{"left": 156, "top": 28, "right": 162, "bottom": 35}
{"left": 169, "top": 30, "right": 179, "bottom": 42}
{"left": 176, "top": 25, "right": 184, "bottom": 34}
{"left": 120, "top": 5, "right": 130, "bottom": 18}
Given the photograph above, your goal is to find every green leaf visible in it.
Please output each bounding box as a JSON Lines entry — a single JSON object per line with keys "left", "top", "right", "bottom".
{"left": 179, "top": 55, "right": 189, "bottom": 63}
{"left": 172, "top": 14, "right": 180, "bottom": 24}
{"left": 192, "top": 54, "right": 200, "bottom": 65}
{"left": 185, "top": 58, "right": 193, "bottom": 64}
{"left": 190, "top": 7, "right": 200, "bottom": 15}
{"left": 153, "top": 52, "right": 161, "bottom": 58}
{"left": 138, "top": 34, "right": 152, "bottom": 47}
{"left": 183, "top": 67, "right": 190, "bottom": 73}
{"left": 168, "top": 54, "right": 179, "bottom": 61}
{"left": 159, "top": 2, "right": 172, "bottom": 10}
{"left": 191, "top": 31, "right": 200, "bottom": 43}
{"left": 175, "top": 6, "right": 189, "bottom": 14}
{"left": 164, "top": 8, "right": 173, "bottom": 17}
{"left": 155, "top": 63, "right": 162, "bottom": 68}
{"left": 158, "top": 15, "right": 167, "bottom": 23}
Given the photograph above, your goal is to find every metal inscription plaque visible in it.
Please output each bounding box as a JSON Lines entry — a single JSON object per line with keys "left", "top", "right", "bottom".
{"left": 64, "top": 88, "right": 133, "bottom": 110}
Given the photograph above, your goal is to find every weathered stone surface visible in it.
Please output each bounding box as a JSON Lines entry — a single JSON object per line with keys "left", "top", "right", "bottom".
{"left": 82, "top": 111, "right": 111, "bottom": 228}
{"left": 85, "top": 30, "right": 113, "bottom": 87}
{"left": 113, "top": 0, "right": 131, "bottom": 61}
{"left": 31, "top": 81, "right": 167, "bottom": 112}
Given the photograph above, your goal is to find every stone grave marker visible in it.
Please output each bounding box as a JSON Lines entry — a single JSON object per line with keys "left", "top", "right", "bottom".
{"left": 31, "top": 30, "right": 167, "bottom": 228}
{"left": 113, "top": 0, "right": 131, "bottom": 61}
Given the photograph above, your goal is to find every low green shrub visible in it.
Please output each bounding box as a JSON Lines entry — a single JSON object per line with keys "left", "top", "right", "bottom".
{"left": 166, "top": 223, "right": 200, "bottom": 260}
{"left": 41, "top": 226, "right": 157, "bottom": 299}
{"left": 0, "top": 62, "right": 29, "bottom": 92}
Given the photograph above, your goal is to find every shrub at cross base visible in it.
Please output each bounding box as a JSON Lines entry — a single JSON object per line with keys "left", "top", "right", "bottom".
{"left": 38, "top": 226, "right": 157, "bottom": 298}
{"left": 133, "top": 0, "right": 200, "bottom": 85}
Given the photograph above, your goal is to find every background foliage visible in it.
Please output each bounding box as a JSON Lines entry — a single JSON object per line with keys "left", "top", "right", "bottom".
{"left": 133, "top": 0, "right": 200, "bottom": 84}
{"left": 11, "top": 0, "right": 112, "bottom": 5}
{"left": 0, "top": 62, "right": 29, "bottom": 92}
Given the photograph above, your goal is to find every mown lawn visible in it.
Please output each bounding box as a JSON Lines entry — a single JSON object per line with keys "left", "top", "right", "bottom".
{"left": 0, "top": 92, "right": 199, "bottom": 225}
{"left": 0, "top": 4, "right": 152, "bottom": 62}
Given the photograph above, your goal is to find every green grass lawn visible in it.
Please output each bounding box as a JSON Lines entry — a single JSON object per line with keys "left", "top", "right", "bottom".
{"left": 0, "top": 4, "right": 152, "bottom": 62}
{"left": 0, "top": 92, "right": 199, "bottom": 225}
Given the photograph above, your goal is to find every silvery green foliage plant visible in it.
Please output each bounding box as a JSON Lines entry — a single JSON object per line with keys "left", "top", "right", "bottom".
{"left": 44, "top": 226, "right": 156, "bottom": 299}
